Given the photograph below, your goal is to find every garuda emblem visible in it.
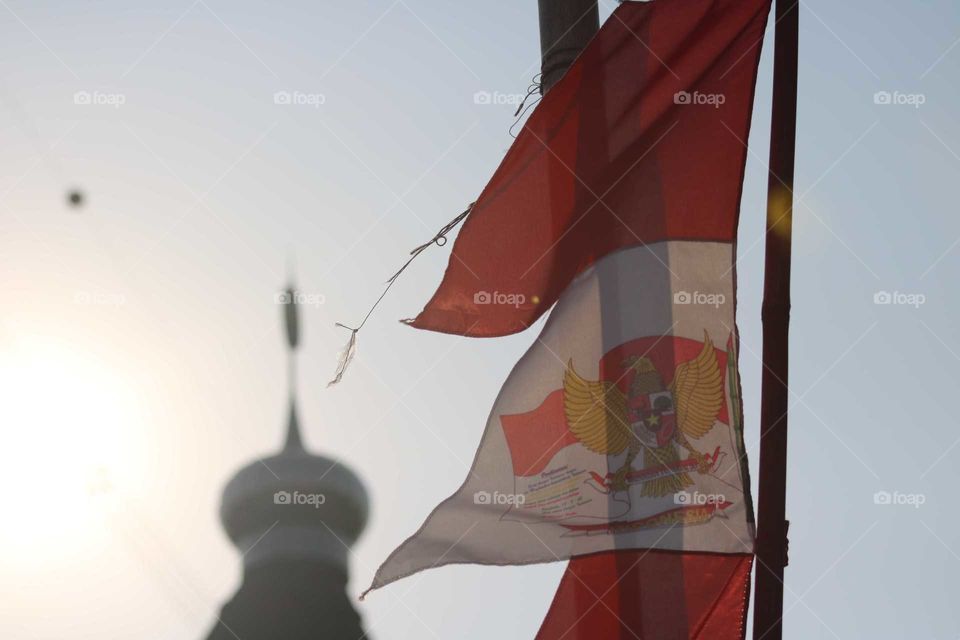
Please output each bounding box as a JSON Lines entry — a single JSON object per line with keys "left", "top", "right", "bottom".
{"left": 563, "top": 331, "right": 724, "bottom": 497}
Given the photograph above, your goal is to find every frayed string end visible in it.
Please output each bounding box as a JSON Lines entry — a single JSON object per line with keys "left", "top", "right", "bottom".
{"left": 329, "top": 202, "right": 474, "bottom": 385}
{"left": 327, "top": 324, "right": 358, "bottom": 387}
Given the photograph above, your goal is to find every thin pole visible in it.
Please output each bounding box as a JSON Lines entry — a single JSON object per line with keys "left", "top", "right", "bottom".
{"left": 538, "top": 0, "right": 599, "bottom": 93}
{"left": 752, "top": 0, "right": 799, "bottom": 638}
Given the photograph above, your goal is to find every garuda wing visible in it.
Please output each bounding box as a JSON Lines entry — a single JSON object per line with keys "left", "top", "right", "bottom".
{"left": 669, "top": 331, "right": 725, "bottom": 440}
{"left": 563, "top": 360, "right": 632, "bottom": 455}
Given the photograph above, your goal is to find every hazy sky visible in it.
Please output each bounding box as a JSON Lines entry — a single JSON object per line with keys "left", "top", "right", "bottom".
{"left": 1, "top": 0, "right": 959, "bottom": 638}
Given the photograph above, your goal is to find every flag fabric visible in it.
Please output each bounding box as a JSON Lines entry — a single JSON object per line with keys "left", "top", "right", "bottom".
{"left": 367, "top": 0, "right": 771, "bottom": 636}
{"left": 533, "top": 326, "right": 755, "bottom": 640}
{"left": 366, "top": 242, "right": 754, "bottom": 593}
{"left": 405, "top": 0, "right": 770, "bottom": 337}
{"left": 535, "top": 551, "right": 753, "bottom": 639}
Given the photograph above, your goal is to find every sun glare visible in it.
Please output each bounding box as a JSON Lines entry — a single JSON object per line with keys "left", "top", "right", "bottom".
{"left": 0, "top": 338, "right": 142, "bottom": 560}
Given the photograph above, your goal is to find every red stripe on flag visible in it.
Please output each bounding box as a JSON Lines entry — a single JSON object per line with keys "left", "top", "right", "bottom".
{"left": 536, "top": 551, "right": 752, "bottom": 640}
{"left": 500, "top": 390, "right": 579, "bottom": 477}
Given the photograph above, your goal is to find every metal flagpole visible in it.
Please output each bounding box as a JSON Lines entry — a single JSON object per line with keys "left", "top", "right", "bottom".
{"left": 752, "top": 0, "right": 800, "bottom": 637}
{"left": 538, "top": 0, "right": 599, "bottom": 93}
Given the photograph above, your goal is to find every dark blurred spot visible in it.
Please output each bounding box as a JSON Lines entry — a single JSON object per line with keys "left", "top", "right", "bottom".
{"left": 67, "top": 189, "right": 85, "bottom": 208}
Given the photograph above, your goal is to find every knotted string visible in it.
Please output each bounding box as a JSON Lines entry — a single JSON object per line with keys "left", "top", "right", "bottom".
{"left": 328, "top": 202, "right": 475, "bottom": 386}
{"left": 330, "top": 75, "right": 543, "bottom": 386}
{"left": 509, "top": 73, "right": 543, "bottom": 138}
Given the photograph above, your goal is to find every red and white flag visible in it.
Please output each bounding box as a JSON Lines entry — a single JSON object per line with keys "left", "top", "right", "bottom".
{"left": 368, "top": 0, "right": 771, "bottom": 637}
{"left": 405, "top": 0, "right": 770, "bottom": 338}
{"left": 369, "top": 242, "right": 753, "bottom": 585}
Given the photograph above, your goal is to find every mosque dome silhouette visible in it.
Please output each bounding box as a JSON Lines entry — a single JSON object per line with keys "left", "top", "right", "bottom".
{"left": 206, "top": 285, "right": 371, "bottom": 640}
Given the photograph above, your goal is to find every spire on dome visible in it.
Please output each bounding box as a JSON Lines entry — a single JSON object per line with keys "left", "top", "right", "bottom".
{"left": 215, "top": 259, "right": 369, "bottom": 612}
{"left": 284, "top": 396, "right": 303, "bottom": 451}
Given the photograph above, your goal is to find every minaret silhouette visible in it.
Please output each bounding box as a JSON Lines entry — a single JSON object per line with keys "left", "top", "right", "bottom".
{"left": 206, "top": 284, "right": 370, "bottom": 640}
